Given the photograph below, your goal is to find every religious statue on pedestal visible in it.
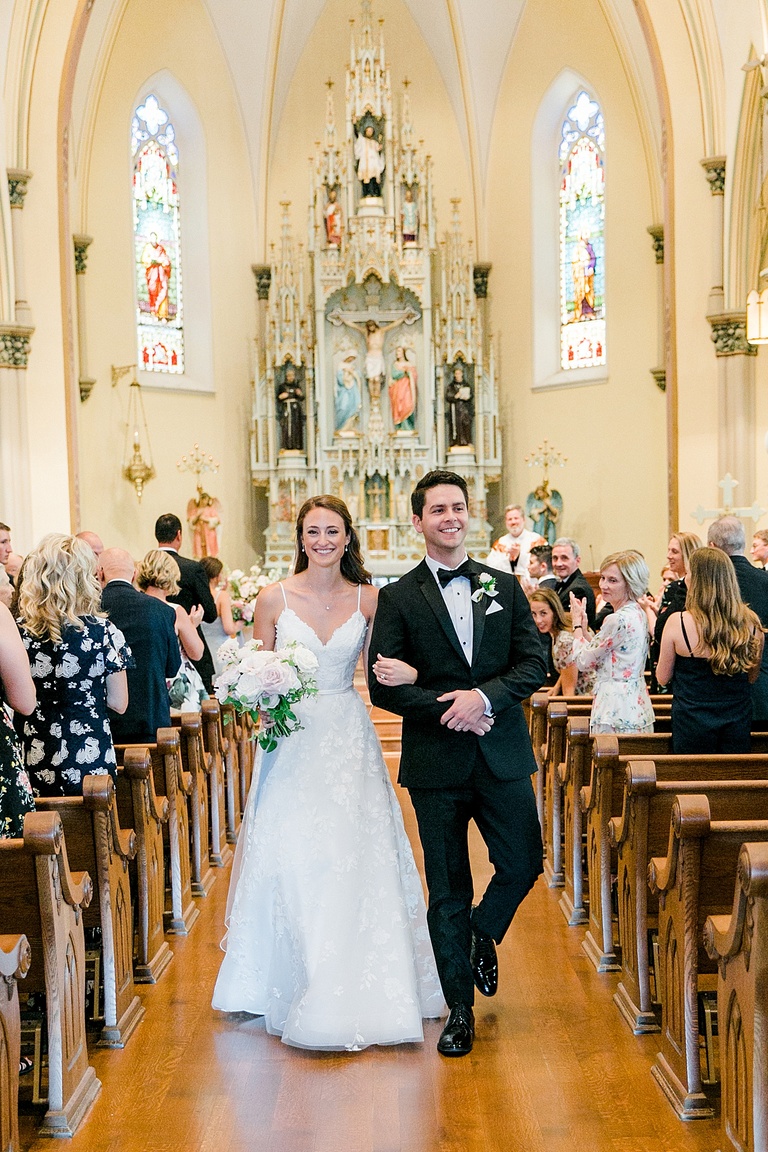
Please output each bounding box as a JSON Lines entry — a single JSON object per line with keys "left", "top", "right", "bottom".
{"left": 388, "top": 346, "right": 417, "bottom": 431}
{"left": 525, "top": 482, "right": 563, "bottom": 545}
{"left": 446, "top": 360, "right": 474, "bottom": 448}
{"left": 354, "top": 122, "right": 385, "bottom": 198}
{"left": 401, "top": 186, "right": 419, "bottom": 245}
{"left": 324, "top": 186, "right": 342, "bottom": 248}
{"left": 276, "top": 361, "right": 305, "bottom": 452}
{"left": 334, "top": 349, "right": 363, "bottom": 434}
{"left": 187, "top": 489, "right": 222, "bottom": 558}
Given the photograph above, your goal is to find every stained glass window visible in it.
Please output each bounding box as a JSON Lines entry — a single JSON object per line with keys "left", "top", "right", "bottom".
{"left": 132, "top": 94, "right": 184, "bottom": 374}
{"left": 559, "top": 91, "right": 605, "bottom": 371}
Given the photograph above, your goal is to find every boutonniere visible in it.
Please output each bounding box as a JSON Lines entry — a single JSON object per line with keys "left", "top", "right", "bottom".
{"left": 471, "top": 572, "right": 499, "bottom": 603}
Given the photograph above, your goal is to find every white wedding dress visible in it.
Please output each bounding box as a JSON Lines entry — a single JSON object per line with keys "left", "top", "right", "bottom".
{"left": 212, "top": 585, "right": 444, "bottom": 1049}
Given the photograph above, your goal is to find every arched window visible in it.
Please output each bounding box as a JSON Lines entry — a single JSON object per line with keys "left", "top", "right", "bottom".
{"left": 559, "top": 91, "right": 605, "bottom": 371}
{"left": 132, "top": 94, "right": 184, "bottom": 374}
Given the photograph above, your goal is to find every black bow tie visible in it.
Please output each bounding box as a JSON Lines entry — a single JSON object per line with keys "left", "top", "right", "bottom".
{"left": 437, "top": 560, "right": 474, "bottom": 586}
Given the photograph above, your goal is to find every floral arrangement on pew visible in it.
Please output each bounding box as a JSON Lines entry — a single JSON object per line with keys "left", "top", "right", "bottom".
{"left": 214, "top": 638, "right": 319, "bottom": 753}
{"left": 227, "top": 564, "right": 280, "bottom": 624}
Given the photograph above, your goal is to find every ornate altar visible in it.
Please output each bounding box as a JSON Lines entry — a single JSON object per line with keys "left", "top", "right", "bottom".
{"left": 251, "top": 1, "right": 501, "bottom": 574}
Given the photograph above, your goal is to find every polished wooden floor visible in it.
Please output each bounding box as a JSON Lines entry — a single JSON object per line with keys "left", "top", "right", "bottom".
{"left": 20, "top": 770, "right": 721, "bottom": 1152}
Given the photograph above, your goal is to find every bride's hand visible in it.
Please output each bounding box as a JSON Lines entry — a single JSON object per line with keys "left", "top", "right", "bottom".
{"left": 373, "top": 654, "right": 418, "bottom": 686}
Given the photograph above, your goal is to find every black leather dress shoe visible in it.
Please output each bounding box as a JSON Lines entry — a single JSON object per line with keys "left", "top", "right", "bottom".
{"left": 470, "top": 924, "right": 498, "bottom": 997}
{"left": 437, "top": 1004, "right": 475, "bottom": 1056}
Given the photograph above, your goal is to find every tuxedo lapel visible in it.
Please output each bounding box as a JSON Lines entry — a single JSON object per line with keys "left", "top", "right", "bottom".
{"left": 416, "top": 564, "right": 467, "bottom": 664}
{"left": 470, "top": 566, "right": 487, "bottom": 666}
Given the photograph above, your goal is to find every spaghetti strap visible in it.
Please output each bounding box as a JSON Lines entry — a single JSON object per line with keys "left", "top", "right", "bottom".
{"left": 279, "top": 582, "right": 288, "bottom": 609}
{"left": 679, "top": 611, "right": 694, "bottom": 656}
{"left": 357, "top": 584, "right": 362, "bottom": 611}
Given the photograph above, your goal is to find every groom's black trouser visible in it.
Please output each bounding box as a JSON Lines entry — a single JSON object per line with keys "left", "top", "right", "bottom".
{"left": 408, "top": 751, "right": 543, "bottom": 1008}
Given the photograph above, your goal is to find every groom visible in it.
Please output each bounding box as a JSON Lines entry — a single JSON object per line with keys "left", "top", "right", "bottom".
{"left": 369, "top": 470, "right": 546, "bottom": 1056}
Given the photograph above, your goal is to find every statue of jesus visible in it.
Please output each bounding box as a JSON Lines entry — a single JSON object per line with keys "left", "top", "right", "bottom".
{"left": 336, "top": 316, "right": 405, "bottom": 386}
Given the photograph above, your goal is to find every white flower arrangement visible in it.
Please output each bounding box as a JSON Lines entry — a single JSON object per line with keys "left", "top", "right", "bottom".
{"left": 471, "top": 572, "right": 499, "bottom": 603}
{"left": 227, "top": 563, "right": 281, "bottom": 623}
{"left": 214, "top": 638, "right": 319, "bottom": 753}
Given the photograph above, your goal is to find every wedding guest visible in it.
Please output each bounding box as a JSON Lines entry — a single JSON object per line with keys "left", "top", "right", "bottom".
{"left": 76, "top": 530, "right": 104, "bottom": 558}
{"left": 552, "top": 537, "right": 596, "bottom": 629}
{"left": 0, "top": 524, "right": 12, "bottom": 571}
{"left": 4, "top": 553, "right": 23, "bottom": 585}
{"left": 656, "top": 546, "right": 763, "bottom": 753}
{"left": 648, "top": 530, "right": 703, "bottom": 690}
{"left": 199, "top": 556, "right": 243, "bottom": 678}
{"left": 527, "top": 544, "right": 557, "bottom": 591}
{"left": 570, "top": 550, "right": 653, "bottom": 735}
{"left": 155, "top": 513, "right": 216, "bottom": 689}
{"left": 137, "top": 550, "right": 207, "bottom": 712}
{"left": 485, "top": 505, "right": 542, "bottom": 576}
{"left": 15, "top": 534, "right": 130, "bottom": 796}
{"left": 751, "top": 529, "right": 768, "bottom": 568}
{"left": 0, "top": 600, "right": 36, "bottom": 836}
{"left": 529, "top": 588, "right": 595, "bottom": 697}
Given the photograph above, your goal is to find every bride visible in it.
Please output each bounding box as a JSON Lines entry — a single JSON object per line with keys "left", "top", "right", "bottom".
{"left": 212, "top": 495, "right": 444, "bottom": 1049}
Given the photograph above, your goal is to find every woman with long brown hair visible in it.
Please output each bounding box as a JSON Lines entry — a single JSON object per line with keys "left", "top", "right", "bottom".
{"left": 529, "top": 587, "right": 595, "bottom": 696}
{"left": 213, "top": 495, "right": 443, "bottom": 1048}
{"left": 656, "top": 547, "right": 763, "bottom": 752}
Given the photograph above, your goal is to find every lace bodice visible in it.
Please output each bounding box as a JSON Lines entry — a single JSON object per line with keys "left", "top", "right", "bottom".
{"left": 275, "top": 586, "right": 366, "bottom": 694}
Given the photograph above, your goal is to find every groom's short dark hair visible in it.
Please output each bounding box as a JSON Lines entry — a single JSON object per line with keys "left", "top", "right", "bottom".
{"left": 411, "top": 470, "right": 469, "bottom": 518}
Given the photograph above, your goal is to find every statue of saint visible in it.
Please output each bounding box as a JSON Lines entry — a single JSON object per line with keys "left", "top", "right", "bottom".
{"left": 525, "top": 482, "right": 563, "bottom": 545}
{"left": 187, "top": 490, "right": 222, "bottom": 558}
{"left": 276, "top": 362, "right": 305, "bottom": 452}
{"left": 388, "top": 347, "right": 417, "bottom": 431}
{"left": 401, "top": 187, "right": 419, "bottom": 245}
{"left": 324, "top": 187, "right": 342, "bottom": 248}
{"left": 354, "top": 124, "right": 385, "bottom": 198}
{"left": 334, "top": 351, "right": 362, "bottom": 434}
{"left": 446, "top": 362, "right": 474, "bottom": 448}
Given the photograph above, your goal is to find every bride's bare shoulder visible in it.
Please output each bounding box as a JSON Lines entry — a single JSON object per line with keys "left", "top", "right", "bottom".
{"left": 360, "top": 583, "right": 378, "bottom": 615}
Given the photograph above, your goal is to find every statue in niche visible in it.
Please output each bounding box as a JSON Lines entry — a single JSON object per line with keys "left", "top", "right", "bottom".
{"left": 187, "top": 490, "right": 222, "bottom": 558}
{"left": 446, "top": 360, "right": 474, "bottom": 448}
{"left": 388, "top": 346, "right": 417, "bottom": 432}
{"left": 335, "top": 316, "right": 406, "bottom": 387}
{"left": 401, "top": 186, "right": 419, "bottom": 245}
{"left": 365, "top": 472, "right": 390, "bottom": 522}
{"left": 334, "top": 349, "right": 363, "bottom": 434}
{"left": 324, "top": 186, "right": 342, "bottom": 248}
{"left": 354, "top": 122, "right": 385, "bottom": 198}
{"left": 276, "top": 361, "right": 305, "bottom": 452}
{"left": 526, "top": 482, "right": 563, "bottom": 546}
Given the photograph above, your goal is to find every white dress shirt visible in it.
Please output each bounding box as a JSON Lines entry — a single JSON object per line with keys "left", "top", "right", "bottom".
{"left": 425, "top": 553, "right": 492, "bottom": 715}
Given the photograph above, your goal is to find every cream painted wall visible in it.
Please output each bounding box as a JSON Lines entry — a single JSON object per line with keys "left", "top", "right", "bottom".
{"left": 267, "top": 0, "right": 474, "bottom": 248}
{"left": 486, "top": 0, "right": 667, "bottom": 575}
{"left": 77, "top": 0, "right": 261, "bottom": 568}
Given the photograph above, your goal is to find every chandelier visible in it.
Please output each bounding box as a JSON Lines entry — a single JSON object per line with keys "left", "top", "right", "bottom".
{"left": 112, "top": 365, "right": 155, "bottom": 501}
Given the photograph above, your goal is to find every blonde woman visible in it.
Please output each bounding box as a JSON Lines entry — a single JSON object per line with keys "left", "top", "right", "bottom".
{"left": 15, "top": 534, "right": 130, "bottom": 796}
{"left": 136, "top": 550, "right": 207, "bottom": 711}
{"left": 570, "top": 550, "right": 654, "bottom": 735}
{"left": 656, "top": 547, "right": 763, "bottom": 752}
{"left": 529, "top": 587, "right": 595, "bottom": 696}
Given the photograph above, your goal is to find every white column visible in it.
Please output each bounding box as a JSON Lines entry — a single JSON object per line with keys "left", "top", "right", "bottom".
{"left": 701, "top": 157, "right": 726, "bottom": 315}
{"left": 708, "top": 315, "right": 757, "bottom": 504}
{"left": 646, "top": 225, "right": 666, "bottom": 392}
{"left": 73, "top": 235, "right": 95, "bottom": 401}
{"left": 7, "top": 170, "right": 32, "bottom": 325}
{"left": 0, "top": 326, "right": 34, "bottom": 548}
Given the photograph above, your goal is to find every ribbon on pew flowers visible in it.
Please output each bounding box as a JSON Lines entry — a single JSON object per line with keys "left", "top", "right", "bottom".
{"left": 213, "top": 638, "right": 319, "bottom": 752}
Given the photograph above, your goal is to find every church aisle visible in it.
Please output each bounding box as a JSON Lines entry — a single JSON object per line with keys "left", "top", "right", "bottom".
{"left": 21, "top": 780, "right": 719, "bottom": 1152}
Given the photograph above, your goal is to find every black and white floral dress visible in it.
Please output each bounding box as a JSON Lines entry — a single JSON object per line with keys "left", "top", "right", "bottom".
{"left": 0, "top": 693, "right": 34, "bottom": 837}
{"left": 16, "top": 616, "right": 132, "bottom": 797}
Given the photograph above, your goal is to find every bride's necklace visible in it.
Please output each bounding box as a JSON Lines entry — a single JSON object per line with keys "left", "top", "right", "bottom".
{"left": 305, "top": 581, "right": 345, "bottom": 610}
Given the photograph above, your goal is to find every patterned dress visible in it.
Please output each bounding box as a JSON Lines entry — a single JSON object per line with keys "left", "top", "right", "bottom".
{"left": 552, "top": 629, "right": 596, "bottom": 696}
{"left": 16, "top": 616, "right": 132, "bottom": 796}
{"left": 0, "top": 693, "right": 34, "bottom": 837}
{"left": 573, "top": 601, "right": 653, "bottom": 735}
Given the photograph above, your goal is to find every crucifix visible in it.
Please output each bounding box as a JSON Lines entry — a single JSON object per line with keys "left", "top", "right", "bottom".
{"left": 691, "top": 473, "right": 766, "bottom": 525}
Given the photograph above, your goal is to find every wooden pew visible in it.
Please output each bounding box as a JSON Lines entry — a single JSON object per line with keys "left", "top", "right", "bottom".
{"left": 175, "top": 713, "right": 217, "bottom": 893}
{"left": 200, "top": 699, "right": 234, "bottom": 867}
{"left": 581, "top": 732, "right": 768, "bottom": 974}
{"left": 704, "top": 841, "right": 768, "bottom": 1152}
{"left": 219, "top": 701, "right": 243, "bottom": 842}
{"left": 36, "top": 775, "right": 144, "bottom": 1049}
{"left": 609, "top": 758, "right": 768, "bottom": 1035}
{"left": 115, "top": 747, "right": 172, "bottom": 984}
{"left": 237, "top": 711, "right": 256, "bottom": 814}
{"left": 115, "top": 729, "right": 199, "bottom": 935}
{"left": 529, "top": 691, "right": 551, "bottom": 832}
{"left": 648, "top": 792, "right": 768, "bottom": 1120}
{"left": 0, "top": 811, "right": 99, "bottom": 1137}
{"left": 0, "top": 934, "right": 30, "bottom": 1152}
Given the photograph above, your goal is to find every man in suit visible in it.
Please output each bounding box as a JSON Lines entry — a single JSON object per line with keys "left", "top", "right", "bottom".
{"left": 527, "top": 543, "right": 557, "bottom": 590}
{"left": 708, "top": 516, "right": 768, "bottom": 723}
{"left": 369, "top": 470, "right": 546, "bottom": 1057}
{"left": 552, "top": 537, "right": 596, "bottom": 628}
{"left": 100, "top": 548, "right": 181, "bottom": 742}
{"left": 154, "top": 512, "right": 217, "bottom": 690}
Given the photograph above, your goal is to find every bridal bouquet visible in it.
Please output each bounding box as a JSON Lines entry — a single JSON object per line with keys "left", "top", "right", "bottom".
{"left": 227, "top": 564, "right": 279, "bottom": 623}
{"left": 214, "top": 638, "right": 319, "bottom": 752}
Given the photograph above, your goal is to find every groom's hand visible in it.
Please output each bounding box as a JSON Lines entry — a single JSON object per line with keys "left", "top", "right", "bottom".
{"left": 437, "top": 689, "right": 488, "bottom": 732}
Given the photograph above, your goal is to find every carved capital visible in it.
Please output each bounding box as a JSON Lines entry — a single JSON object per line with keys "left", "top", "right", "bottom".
{"left": 701, "top": 156, "right": 726, "bottom": 195}
{"left": 646, "top": 224, "right": 664, "bottom": 264}
{"left": 473, "top": 263, "right": 491, "bottom": 299}
{"left": 708, "top": 311, "right": 758, "bottom": 357}
{"left": 252, "top": 264, "right": 272, "bottom": 301}
{"left": 650, "top": 367, "right": 666, "bottom": 392}
{"left": 79, "top": 377, "right": 96, "bottom": 402}
{"left": 7, "top": 168, "right": 32, "bottom": 208}
{"left": 73, "top": 234, "right": 93, "bottom": 275}
{"left": 0, "top": 324, "right": 34, "bottom": 368}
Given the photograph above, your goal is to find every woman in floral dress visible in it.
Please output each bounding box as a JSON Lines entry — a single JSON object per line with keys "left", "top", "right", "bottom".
{"left": 529, "top": 587, "right": 596, "bottom": 696}
{"left": 569, "top": 550, "right": 653, "bottom": 734}
{"left": 0, "top": 600, "right": 36, "bottom": 835}
{"left": 15, "top": 534, "right": 131, "bottom": 796}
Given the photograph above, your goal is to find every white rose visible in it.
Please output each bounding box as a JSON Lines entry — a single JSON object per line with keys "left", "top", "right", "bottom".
{"left": 284, "top": 644, "right": 319, "bottom": 676}
{"left": 258, "top": 660, "right": 299, "bottom": 697}
{"left": 217, "top": 638, "right": 240, "bottom": 665}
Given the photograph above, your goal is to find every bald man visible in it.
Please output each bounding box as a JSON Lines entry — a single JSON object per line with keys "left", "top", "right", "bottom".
{"left": 77, "top": 531, "right": 104, "bottom": 558}
{"left": 100, "top": 548, "right": 181, "bottom": 742}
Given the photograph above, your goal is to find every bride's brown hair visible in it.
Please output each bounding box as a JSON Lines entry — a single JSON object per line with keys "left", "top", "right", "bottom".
{"left": 294, "top": 495, "right": 371, "bottom": 585}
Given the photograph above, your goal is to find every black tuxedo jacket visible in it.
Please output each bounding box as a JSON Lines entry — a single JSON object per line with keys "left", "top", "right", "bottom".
{"left": 731, "top": 554, "right": 768, "bottom": 720}
{"left": 555, "top": 569, "right": 596, "bottom": 629}
{"left": 368, "top": 558, "right": 547, "bottom": 788}
{"left": 160, "top": 549, "right": 217, "bottom": 689}
{"left": 101, "top": 581, "right": 181, "bottom": 743}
